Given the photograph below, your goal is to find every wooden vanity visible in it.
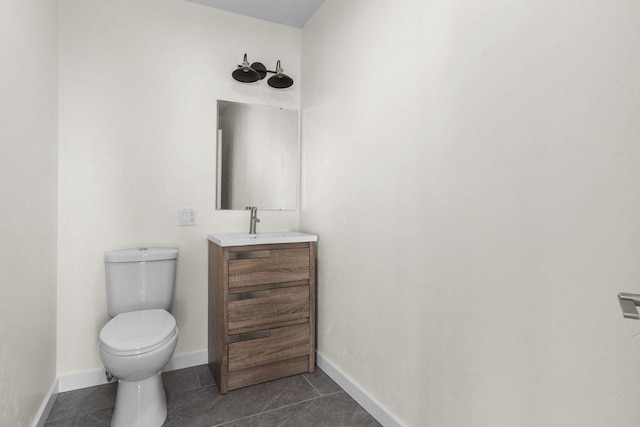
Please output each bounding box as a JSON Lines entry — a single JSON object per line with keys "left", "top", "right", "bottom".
{"left": 207, "top": 234, "right": 316, "bottom": 394}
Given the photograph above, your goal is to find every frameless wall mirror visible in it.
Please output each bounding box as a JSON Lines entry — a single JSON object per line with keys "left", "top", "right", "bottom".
{"left": 216, "top": 100, "right": 298, "bottom": 210}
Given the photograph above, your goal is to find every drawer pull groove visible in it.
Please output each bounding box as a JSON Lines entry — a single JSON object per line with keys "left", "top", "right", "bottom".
{"left": 228, "top": 330, "right": 270, "bottom": 343}
{"left": 228, "top": 290, "right": 271, "bottom": 301}
{"left": 229, "top": 251, "right": 271, "bottom": 260}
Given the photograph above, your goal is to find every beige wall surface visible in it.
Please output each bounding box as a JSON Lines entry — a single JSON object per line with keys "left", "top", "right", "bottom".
{"left": 57, "top": 0, "right": 301, "bottom": 375}
{"left": 0, "top": 0, "right": 58, "bottom": 425}
{"left": 301, "top": 1, "right": 640, "bottom": 426}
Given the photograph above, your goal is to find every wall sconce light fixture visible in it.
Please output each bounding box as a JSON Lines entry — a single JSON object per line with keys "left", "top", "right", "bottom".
{"left": 232, "top": 53, "right": 293, "bottom": 89}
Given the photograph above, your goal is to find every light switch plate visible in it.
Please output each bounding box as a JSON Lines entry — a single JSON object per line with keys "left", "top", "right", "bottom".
{"left": 178, "top": 208, "right": 197, "bottom": 226}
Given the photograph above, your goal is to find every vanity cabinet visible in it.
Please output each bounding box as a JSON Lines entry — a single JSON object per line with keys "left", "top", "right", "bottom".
{"left": 208, "top": 241, "right": 316, "bottom": 393}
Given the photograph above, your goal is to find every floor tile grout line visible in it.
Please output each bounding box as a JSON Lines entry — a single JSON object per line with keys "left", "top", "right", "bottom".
{"left": 166, "top": 384, "right": 221, "bottom": 416}
{"left": 260, "top": 382, "right": 290, "bottom": 413}
{"left": 205, "top": 393, "right": 223, "bottom": 412}
{"left": 196, "top": 381, "right": 222, "bottom": 413}
{"left": 194, "top": 366, "right": 211, "bottom": 389}
{"left": 302, "top": 373, "right": 323, "bottom": 396}
{"left": 212, "top": 391, "right": 344, "bottom": 427}
{"left": 212, "top": 398, "right": 319, "bottom": 427}
{"left": 189, "top": 366, "right": 200, "bottom": 388}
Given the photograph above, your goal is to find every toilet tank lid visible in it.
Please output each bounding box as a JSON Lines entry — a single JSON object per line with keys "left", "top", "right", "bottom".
{"left": 105, "top": 247, "right": 178, "bottom": 263}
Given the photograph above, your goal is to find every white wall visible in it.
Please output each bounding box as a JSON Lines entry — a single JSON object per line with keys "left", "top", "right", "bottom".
{"left": 0, "top": 0, "right": 58, "bottom": 425}
{"left": 58, "top": 0, "right": 301, "bottom": 375}
{"left": 302, "top": 1, "right": 640, "bottom": 426}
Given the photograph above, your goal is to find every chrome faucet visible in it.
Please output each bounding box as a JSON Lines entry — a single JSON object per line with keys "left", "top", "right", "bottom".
{"left": 246, "top": 206, "right": 260, "bottom": 234}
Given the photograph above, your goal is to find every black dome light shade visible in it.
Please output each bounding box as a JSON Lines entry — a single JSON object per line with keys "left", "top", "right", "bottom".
{"left": 251, "top": 62, "right": 267, "bottom": 80}
{"left": 232, "top": 54, "right": 260, "bottom": 83}
{"left": 267, "top": 60, "right": 294, "bottom": 89}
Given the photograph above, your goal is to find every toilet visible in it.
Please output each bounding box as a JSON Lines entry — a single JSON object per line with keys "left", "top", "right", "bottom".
{"left": 98, "top": 247, "right": 179, "bottom": 427}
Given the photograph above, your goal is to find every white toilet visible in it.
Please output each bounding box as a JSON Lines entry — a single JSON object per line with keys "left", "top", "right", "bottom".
{"left": 98, "top": 247, "right": 179, "bottom": 427}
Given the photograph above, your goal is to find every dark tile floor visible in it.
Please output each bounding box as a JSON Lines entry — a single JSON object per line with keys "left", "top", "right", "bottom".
{"left": 45, "top": 365, "right": 381, "bottom": 426}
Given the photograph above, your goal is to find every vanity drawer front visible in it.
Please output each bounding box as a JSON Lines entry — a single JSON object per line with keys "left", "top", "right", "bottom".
{"left": 228, "top": 286, "right": 310, "bottom": 333}
{"left": 227, "top": 356, "right": 309, "bottom": 391}
{"left": 228, "top": 248, "right": 310, "bottom": 288}
{"left": 228, "top": 324, "right": 310, "bottom": 372}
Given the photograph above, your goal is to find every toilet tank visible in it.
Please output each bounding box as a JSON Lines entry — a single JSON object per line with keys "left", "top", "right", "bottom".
{"left": 104, "top": 247, "right": 178, "bottom": 316}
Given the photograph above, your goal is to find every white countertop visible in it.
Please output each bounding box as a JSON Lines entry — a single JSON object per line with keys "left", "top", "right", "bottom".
{"left": 207, "top": 231, "right": 317, "bottom": 247}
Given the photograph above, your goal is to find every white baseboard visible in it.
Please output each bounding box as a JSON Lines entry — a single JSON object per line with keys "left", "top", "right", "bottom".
{"left": 57, "top": 350, "right": 208, "bottom": 393}
{"left": 57, "top": 367, "right": 111, "bottom": 393}
{"left": 162, "top": 350, "right": 207, "bottom": 372}
{"left": 31, "top": 378, "right": 58, "bottom": 427}
{"left": 316, "top": 352, "right": 407, "bottom": 427}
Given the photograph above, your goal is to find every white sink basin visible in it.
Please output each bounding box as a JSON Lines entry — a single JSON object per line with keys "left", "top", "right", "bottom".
{"left": 207, "top": 231, "right": 318, "bottom": 247}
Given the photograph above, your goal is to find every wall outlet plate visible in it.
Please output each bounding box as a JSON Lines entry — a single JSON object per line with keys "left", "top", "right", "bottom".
{"left": 178, "top": 208, "right": 197, "bottom": 226}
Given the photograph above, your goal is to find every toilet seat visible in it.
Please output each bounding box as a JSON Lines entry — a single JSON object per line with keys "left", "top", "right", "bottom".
{"left": 99, "top": 309, "right": 177, "bottom": 356}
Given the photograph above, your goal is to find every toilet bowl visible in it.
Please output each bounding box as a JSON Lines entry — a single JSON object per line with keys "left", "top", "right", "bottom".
{"left": 99, "top": 309, "right": 178, "bottom": 427}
